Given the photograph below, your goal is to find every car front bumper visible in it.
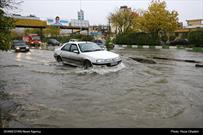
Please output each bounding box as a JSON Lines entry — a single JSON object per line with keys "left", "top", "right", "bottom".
{"left": 92, "top": 60, "right": 122, "bottom": 67}
{"left": 15, "top": 48, "right": 29, "bottom": 52}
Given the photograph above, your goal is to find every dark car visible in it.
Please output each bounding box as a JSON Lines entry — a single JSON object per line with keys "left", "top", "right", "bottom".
{"left": 169, "top": 39, "right": 189, "bottom": 45}
{"left": 47, "top": 39, "right": 60, "bottom": 46}
{"left": 94, "top": 39, "right": 106, "bottom": 50}
{"left": 12, "top": 40, "right": 30, "bottom": 52}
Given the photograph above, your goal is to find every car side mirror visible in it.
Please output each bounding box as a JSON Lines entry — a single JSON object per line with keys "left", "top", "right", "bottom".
{"left": 73, "top": 50, "right": 79, "bottom": 54}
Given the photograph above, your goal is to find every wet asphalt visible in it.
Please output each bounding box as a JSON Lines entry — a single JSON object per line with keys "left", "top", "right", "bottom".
{"left": 0, "top": 47, "right": 203, "bottom": 128}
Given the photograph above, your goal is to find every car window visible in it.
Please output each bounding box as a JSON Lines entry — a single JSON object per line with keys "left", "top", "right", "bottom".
{"left": 78, "top": 43, "right": 102, "bottom": 52}
{"left": 61, "top": 43, "right": 71, "bottom": 51}
{"left": 14, "top": 42, "right": 27, "bottom": 46}
{"left": 70, "top": 44, "right": 78, "bottom": 52}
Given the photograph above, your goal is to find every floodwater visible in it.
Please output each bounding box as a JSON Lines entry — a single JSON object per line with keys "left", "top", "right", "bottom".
{"left": 0, "top": 47, "right": 203, "bottom": 128}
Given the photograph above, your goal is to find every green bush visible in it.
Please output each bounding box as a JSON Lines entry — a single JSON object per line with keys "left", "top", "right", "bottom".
{"left": 0, "top": 9, "right": 14, "bottom": 51}
{"left": 137, "top": 45, "right": 143, "bottom": 49}
{"left": 162, "top": 45, "right": 169, "bottom": 49}
{"left": 114, "top": 32, "right": 159, "bottom": 45}
{"left": 187, "top": 30, "right": 203, "bottom": 47}
{"left": 105, "top": 37, "right": 114, "bottom": 50}
{"left": 192, "top": 47, "right": 203, "bottom": 52}
{"left": 149, "top": 46, "right": 156, "bottom": 49}
{"left": 169, "top": 35, "right": 176, "bottom": 41}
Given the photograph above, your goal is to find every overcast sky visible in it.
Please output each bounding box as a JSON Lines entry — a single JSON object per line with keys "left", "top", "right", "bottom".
{"left": 10, "top": 0, "right": 203, "bottom": 26}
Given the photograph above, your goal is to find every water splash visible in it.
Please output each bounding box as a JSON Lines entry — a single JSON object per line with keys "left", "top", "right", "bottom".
{"left": 75, "top": 63, "right": 126, "bottom": 75}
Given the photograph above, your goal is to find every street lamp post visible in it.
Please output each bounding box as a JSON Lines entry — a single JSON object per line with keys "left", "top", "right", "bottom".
{"left": 108, "top": 18, "right": 111, "bottom": 35}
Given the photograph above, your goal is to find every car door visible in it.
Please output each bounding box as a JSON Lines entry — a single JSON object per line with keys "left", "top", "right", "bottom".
{"left": 60, "top": 43, "right": 71, "bottom": 64}
{"left": 69, "top": 44, "right": 84, "bottom": 66}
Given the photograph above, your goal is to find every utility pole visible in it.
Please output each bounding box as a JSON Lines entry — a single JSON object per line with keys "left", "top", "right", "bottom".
{"left": 108, "top": 18, "right": 111, "bottom": 34}
{"left": 80, "top": 0, "right": 82, "bottom": 34}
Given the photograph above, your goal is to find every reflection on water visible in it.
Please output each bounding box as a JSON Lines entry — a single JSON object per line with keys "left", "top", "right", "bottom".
{"left": 0, "top": 49, "right": 203, "bottom": 128}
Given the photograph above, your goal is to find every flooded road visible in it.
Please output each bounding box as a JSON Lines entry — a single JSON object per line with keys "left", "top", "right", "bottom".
{"left": 0, "top": 48, "right": 203, "bottom": 128}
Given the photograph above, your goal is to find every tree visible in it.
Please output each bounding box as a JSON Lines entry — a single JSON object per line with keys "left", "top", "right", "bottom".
{"left": 11, "top": 30, "right": 22, "bottom": 40}
{"left": 0, "top": 10, "right": 14, "bottom": 51}
{"left": 0, "top": 0, "right": 21, "bottom": 51}
{"left": 140, "top": 0, "right": 179, "bottom": 42}
{"left": 108, "top": 7, "right": 139, "bottom": 34}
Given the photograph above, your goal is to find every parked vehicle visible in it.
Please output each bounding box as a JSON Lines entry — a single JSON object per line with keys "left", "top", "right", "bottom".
{"left": 54, "top": 41, "right": 122, "bottom": 69}
{"left": 94, "top": 39, "right": 106, "bottom": 50}
{"left": 23, "top": 34, "right": 41, "bottom": 47}
{"left": 47, "top": 39, "right": 60, "bottom": 46}
{"left": 169, "top": 38, "right": 189, "bottom": 45}
{"left": 12, "top": 40, "right": 30, "bottom": 52}
{"left": 69, "top": 39, "right": 78, "bottom": 42}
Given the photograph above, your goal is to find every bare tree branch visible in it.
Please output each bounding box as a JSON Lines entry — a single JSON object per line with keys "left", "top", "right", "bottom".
{"left": 0, "top": 0, "right": 23, "bottom": 10}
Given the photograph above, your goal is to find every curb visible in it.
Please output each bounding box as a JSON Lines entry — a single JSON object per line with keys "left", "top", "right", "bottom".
{"left": 114, "top": 45, "right": 197, "bottom": 50}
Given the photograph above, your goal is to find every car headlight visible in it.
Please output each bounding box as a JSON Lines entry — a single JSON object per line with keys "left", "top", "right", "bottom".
{"left": 113, "top": 56, "right": 121, "bottom": 61}
{"left": 16, "top": 47, "right": 20, "bottom": 49}
{"left": 96, "top": 59, "right": 105, "bottom": 63}
{"left": 26, "top": 46, "right": 29, "bottom": 49}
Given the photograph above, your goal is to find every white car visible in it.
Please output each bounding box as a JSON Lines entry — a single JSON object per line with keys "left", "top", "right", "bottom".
{"left": 54, "top": 41, "right": 122, "bottom": 69}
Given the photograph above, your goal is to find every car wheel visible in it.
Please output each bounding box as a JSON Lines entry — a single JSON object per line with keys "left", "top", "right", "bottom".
{"left": 83, "top": 60, "right": 92, "bottom": 69}
{"left": 57, "top": 56, "right": 63, "bottom": 64}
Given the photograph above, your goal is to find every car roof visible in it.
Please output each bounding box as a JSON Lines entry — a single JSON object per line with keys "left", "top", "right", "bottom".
{"left": 13, "top": 40, "right": 24, "bottom": 42}
{"left": 68, "top": 41, "right": 93, "bottom": 44}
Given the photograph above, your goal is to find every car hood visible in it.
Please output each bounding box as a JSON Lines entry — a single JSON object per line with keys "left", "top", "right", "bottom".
{"left": 83, "top": 51, "right": 119, "bottom": 59}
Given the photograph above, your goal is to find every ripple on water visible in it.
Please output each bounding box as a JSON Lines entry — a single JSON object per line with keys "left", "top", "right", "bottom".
{"left": 30, "top": 63, "right": 126, "bottom": 76}
{"left": 143, "top": 100, "right": 186, "bottom": 119}
{"left": 0, "top": 65, "right": 24, "bottom": 68}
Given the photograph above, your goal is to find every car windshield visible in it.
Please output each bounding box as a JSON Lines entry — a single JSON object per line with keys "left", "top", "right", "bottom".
{"left": 15, "top": 42, "right": 27, "bottom": 46}
{"left": 79, "top": 43, "right": 103, "bottom": 52}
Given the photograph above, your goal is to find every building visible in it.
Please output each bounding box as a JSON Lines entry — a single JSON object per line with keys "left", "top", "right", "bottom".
{"left": 185, "top": 19, "right": 203, "bottom": 29}
{"left": 120, "top": 6, "right": 131, "bottom": 11}
{"left": 175, "top": 19, "right": 203, "bottom": 38}
{"left": 176, "top": 19, "right": 203, "bottom": 32}
{"left": 78, "top": 9, "right": 84, "bottom": 20}
{"left": 89, "top": 25, "right": 110, "bottom": 37}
